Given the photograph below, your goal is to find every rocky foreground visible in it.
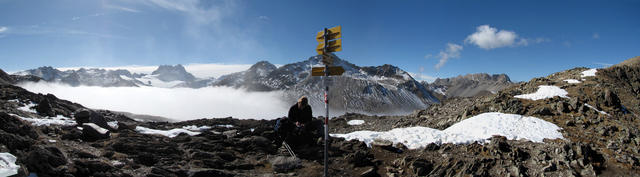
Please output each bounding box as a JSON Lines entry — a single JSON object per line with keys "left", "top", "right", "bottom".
{"left": 1, "top": 57, "right": 640, "bottom": 177}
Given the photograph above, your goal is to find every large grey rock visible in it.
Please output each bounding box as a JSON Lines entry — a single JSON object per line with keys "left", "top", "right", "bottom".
{"left": 82, "top": 123, "right": 110, "bottom": 141}
{"left": 74, "top": 109, "right": 109, "bottom": 130}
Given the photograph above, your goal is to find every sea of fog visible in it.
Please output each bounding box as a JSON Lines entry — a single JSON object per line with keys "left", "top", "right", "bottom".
{"left": 18, "top": 82, "right": 290, "bottom": 121}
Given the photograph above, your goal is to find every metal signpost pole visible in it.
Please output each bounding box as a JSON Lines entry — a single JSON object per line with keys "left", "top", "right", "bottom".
{"left": 323, "top": 27, "right": 329, "bottom": 177}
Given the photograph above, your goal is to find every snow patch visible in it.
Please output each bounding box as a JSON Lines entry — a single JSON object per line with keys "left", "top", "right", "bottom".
{"left": 332, "top": 112, "right": 563, "bottom": 149}
{"left": 85, "top": 123, "right": 109, "bottom": 135}
{"left": 135, "top": 126, "right": 201, "bottom": 138}
{"left": 216, "top": 124, "right": 234, "bottom": 128}
{"left": 581, "top": 68, "right": 597, "bottom": 77}
{"left": 181, "top": 125, "right": 212, "bottom": 131}
{"left": 16, "top": 114, "right": 77, "bottom": 126}
{"left": 347, "top": 120, "right": 365, "bottom": 126}
{"left": 107, "top": 121, "right": 119, "bottom": 130}
{"left": 514, "top": 85, "right": 568, "bottom": 101}
{"left": 0, "top": 152, "right": 19, "bottom": 177}
{"left": 434, "top": 88, "right": 447, "bottom": 95}
{"left": 16, "top": 102, "right": 37, "bottom": 114}
{"left": 563, "top": 79, "right": 581, "bottom": 84}
{"left": 584, "top": 104, "right": 611, "bottom": 116}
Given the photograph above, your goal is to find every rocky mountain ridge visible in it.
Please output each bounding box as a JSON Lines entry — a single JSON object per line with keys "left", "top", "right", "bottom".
{"left": 425, "top": 73, "right": 514, "bottom": 99}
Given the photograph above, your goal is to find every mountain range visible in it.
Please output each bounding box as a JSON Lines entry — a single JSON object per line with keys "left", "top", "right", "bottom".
{"left": 0, "top": 56, "right": 639, "bottom": 176}
{"left": 13, "top": 55, "right": 513, "bottom": 116}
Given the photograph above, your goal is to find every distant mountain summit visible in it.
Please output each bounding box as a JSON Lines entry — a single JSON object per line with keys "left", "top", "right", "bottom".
{"left": 151, "top": 64, "right": 196, "bottom": 82}
{"left": 16, "top": 66, "right": 141, "bottom": 87}
{"left": 425, "top": 73, "right": 513, "bottom": 98}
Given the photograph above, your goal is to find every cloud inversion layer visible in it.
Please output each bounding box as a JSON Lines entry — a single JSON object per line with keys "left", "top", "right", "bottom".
{"left": 19, "top": 82, "right": 289, "bottom": 121}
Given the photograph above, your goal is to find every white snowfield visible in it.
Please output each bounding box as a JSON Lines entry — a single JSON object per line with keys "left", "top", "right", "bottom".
{"left": 514, "top": 85, "right": 569, "bottom": 101}
{"left": 347, "top": 120, "right": 365, "bottom": 125}
{"left": 135, "top": 125, "right": 211, "bottom": 138}
{"left": 332, "top": 112, "right": 564, "bottom": 150}
{"left": 0, "top": 152, "right": 19, "bottom": 177}
{"left": 563, "top": 79, "right": 581, "bottom": 84}
{"left": 581, "top": 68, "right": 598, "bottom": 78}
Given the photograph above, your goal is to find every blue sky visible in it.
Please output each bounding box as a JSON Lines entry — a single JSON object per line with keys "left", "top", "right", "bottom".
{"left": 0, "top": 0, "right": 638, "bottom": 82}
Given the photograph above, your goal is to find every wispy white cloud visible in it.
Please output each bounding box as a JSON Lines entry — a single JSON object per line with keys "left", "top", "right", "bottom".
{"left": 258, "top": 15, "right": 269, "bottom": 21}
{"left": 0, "top": 26, "right": 7, "bottom": 33}
{"left": 434, "top": 43, "right": 463, "bottom": 70}
{"left": 517, "top": 37, "right": 550, "bottom": 46}
{"left": 592, "top": 33, "right": 600, "bottom": 39}
{"left": 1, "top": 25, "right": 120, "bottom": 38}
{"left": 104, "top": 4, "right": 141, "bottom": 13}
{"left": 71, "top": 17, "right": 81, "bottom": 21}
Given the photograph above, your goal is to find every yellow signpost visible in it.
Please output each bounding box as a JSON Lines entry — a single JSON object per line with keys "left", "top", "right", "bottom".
{"left": 316, "top": 39, "right": 342, "bottom": 55}
{"left": 312, "top": 25, "right": 344, "bottom": 177}
{"left": 311, "top": 66, "right": 346, "bottom": 76}
{"left": 316, "top": 26, "right": 341, "bottom": 42}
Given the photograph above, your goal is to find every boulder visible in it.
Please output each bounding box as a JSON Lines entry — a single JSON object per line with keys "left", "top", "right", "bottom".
{"left": 604, "top": 89, "right": 621, "bottom": 107}
{"left": 74, "top": 109, "right": 109, "bottom": 130}
{"left": 270, "top": 156, "right": 302, "bottom": 173}
{"left": 26, "top": 146, "right": 68, "bottom": 175}
{"left": 0, "top": 112, "right": 38, "bottom": 138}
{"left": 36, "top": 98, "right": 55, "bottom": 117}
{"left": 82, "top": 123, "right": 110, "bottom": 141}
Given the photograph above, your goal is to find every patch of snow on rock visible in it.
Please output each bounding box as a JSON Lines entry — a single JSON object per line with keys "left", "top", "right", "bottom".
{"left": 16, "top": 102, "right": 37, "bottom": 113}
{"left": 514, "top": 85, "right": 568, "bottom": 101}
{"left": 216, "top": 124, "right": 234, "bottom": 128}
{"left": 581, "top": 68, "right": 597, "bottom": 78}
{"left": 584, "top": 104, "right": 611, "bottom": 116}
{"left": 107, "top": 121, "right": 119, "bottom": 130}
{"left": 85, "top": 123, "right": 109, "bottom": 135}
{"left": 563, "top": 79, "right": 581, "bottom": 84}
{"left": 182, "top": 125, "right": 212, "bottom": 131}
{"left": 332, "top": 112, "right": 563, "bottom": 149}
{"left": 347, "top": 120, "right": 365, "bottom": 126}
{"left": 16, "top": 115, "right": 77, "bottom": 126}
{"left": 0, "top": 152, "right": 20, "bottom": 177}
{"left": 135, "top": 126, "right": 201, "bottom": 138}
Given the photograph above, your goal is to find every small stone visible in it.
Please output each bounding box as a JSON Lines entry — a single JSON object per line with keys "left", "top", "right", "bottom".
{"left": 360, "top": 167, "right": 377, "bottom": 177}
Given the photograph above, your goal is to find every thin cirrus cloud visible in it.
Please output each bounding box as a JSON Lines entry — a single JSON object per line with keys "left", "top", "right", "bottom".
{"left": 18, "top": 82, "right": 290, "bottom": 121}
{"left": 434, "top": 43, "right": 463, "bottom": 70}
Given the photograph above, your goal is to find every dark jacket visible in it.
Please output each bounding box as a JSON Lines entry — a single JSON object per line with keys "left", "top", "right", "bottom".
{"left": 288, "top": 104, "right": 312, "bottom": 124}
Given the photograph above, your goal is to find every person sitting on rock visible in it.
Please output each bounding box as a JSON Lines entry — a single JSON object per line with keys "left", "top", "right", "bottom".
{"left": 275, "top": 96, "right": 313, "bottom": 146}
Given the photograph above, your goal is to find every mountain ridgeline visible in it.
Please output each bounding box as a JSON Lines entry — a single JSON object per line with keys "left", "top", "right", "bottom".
{"left": 424, "top": 73, "right": 514, "bottom": 99}
{"left": 14, "top": 56, "right": 514, "bottom": 116}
